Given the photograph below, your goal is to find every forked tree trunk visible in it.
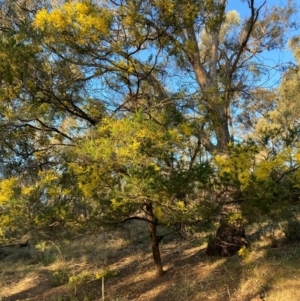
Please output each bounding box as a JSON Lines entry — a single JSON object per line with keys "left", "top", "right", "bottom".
{"left": 145, "top": 202, "right": 165, "bottom": 277}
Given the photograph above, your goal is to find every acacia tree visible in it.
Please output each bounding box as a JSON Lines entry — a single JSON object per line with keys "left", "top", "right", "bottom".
{"left": 69, "top": 113, "right": 212, "bottom": 276}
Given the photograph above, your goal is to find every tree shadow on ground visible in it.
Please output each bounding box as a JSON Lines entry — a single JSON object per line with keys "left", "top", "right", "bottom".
{"left": 99, "top": 230, "right": 300, "bottom": 301}
{"left": 3, "top": 223, "right": 300, "bottom": 301}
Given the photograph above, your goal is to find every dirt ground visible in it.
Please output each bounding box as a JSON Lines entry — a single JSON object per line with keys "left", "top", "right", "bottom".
{"left": 1, "top": 223, "right": 300, "bottom": 301}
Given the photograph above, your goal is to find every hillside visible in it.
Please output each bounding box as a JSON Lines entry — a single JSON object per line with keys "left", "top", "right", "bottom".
{"left": 1, "top": 221, "right": 300, "bottom": 301}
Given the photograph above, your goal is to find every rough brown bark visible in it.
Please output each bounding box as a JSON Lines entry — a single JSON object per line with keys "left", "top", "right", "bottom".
{"left": 145, "top": 202, "right": 165, "bottom": 277}
{"left": 206, "top": 219, "right": 248, "bottom": 256}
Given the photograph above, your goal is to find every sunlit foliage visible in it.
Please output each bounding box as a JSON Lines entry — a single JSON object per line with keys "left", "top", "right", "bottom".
{"left": 34, "top": 2, "right": 113, "bottom": 44}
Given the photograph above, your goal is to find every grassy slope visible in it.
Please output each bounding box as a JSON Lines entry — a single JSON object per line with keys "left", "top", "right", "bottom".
{"left": 1, "top": 221, "right": 300, "bottom": 301}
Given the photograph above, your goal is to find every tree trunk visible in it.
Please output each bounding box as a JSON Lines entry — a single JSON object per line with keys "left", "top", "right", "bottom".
{"left": 185, "top": 23, "right": 233, "bottom": 154}
{"left": 215, "top": 104, "right": 232, "bottom": 152}
{"left": 145, "top": 202, "right": 165, "bottom": 277}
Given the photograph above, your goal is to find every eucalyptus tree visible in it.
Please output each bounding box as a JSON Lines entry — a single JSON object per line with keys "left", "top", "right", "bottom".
{"left": 31, "top": 0, "right": 297, "bottom": 153}
{"left": 0, "top": 0, "right": 295, "bottom": 167}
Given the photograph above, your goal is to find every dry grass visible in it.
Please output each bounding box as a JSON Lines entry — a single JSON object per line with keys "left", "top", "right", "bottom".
{"left": 1, "top": 221, "right": 300, "bottom": 301}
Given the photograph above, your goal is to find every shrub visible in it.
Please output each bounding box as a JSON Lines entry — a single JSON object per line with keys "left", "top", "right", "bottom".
{"left": 284, "top": 220, "right": 300, "bottom": 242}
{"left": 51, "top": 268, "right": 69, "bottom": 287}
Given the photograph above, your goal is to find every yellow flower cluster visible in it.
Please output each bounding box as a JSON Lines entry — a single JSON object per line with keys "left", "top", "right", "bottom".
{"left": 34, "top": 2, "right": 112, "bottom": 44}
{"left": 0, "top": 178, "right": 19, "bottom": 204}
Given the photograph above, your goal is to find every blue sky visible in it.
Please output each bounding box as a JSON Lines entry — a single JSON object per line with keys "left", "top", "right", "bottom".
{"left": 226, "top": 0, "right": 300, "bottom": 88}
{"left": 227, "top": 0, "right": 299, "bottom": 63}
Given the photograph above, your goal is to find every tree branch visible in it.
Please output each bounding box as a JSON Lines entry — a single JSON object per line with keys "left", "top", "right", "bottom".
{"left": 230, "top": 0, "right": 266, "bottom": 80}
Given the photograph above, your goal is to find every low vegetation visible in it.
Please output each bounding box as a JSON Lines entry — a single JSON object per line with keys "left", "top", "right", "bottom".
{"left": 1, "top": 219, "right": 300, "bottom": 301}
